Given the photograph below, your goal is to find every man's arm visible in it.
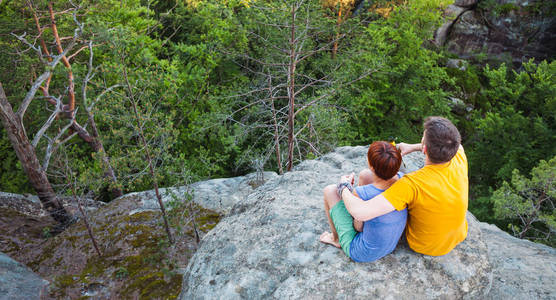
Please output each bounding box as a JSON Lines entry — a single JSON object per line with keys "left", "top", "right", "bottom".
{"left": 397, "top": 142, "right": 423, "bottom": 156}
{"left": 352, "top": 188, "right": 364, "bottom": 232}
{"left": 341, "top": 188, "right": 395, "bottom": 222}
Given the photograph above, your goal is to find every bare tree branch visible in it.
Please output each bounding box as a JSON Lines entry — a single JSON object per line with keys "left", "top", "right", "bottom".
{"left": 17, "top": 70, "right": 53, "bottom": 119}
{"left": 11, "top": 32, "right": 45, "bottom": 61}
{"left": 49, "top": 1, "right": 83, "bottom": 116}
{"left": 42, "top": 108, "right": 77, "bottom": 172}
{"left": 15, "top": 14, "right": 81, "bottom": 119}
{"left": 32, "top": 95, "right": 63, "bottom": 147}
{"left": 67, "top": 45, "right": 89, "bottom": 61}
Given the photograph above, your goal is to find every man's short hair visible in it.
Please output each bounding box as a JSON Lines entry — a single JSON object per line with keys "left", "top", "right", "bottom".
{"left": 423, "top": 117, "right": 461, "bottom": 164}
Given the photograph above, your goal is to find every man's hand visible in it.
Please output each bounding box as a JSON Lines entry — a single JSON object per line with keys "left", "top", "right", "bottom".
{"left": 340, "top": 173, "right": 355, "bottom": 185}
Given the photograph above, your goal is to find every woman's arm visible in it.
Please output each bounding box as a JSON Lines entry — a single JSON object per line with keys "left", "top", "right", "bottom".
{"left": 353, "top": 219, "right": 363, "bottom": 232}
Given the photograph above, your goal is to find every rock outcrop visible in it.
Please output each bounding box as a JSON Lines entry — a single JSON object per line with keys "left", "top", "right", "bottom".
{"left": 180, "top": 146, "right": 556, "bottom": 299}
{"left": 180, "top": 147, "right": 493, "bottom": 299}
{"left": 122, "top": 171, "right": 278, "bottom": 215}
{"left": 2, "top": 146, "right": 555, "bottom": 299}
{"left": 0, "top": 252, "right": 48, "bottom": 300}
{"left": 0, "top": 187, "right": 220, "bottom": 299}
{"left": 0, "top": 170, "right": 277, "bottom": 299}
{"left": 436, "top": 0, "right": 556, "bottom": 65}
{"left": 479, "top": 222, "right": 556, "bottom": 299}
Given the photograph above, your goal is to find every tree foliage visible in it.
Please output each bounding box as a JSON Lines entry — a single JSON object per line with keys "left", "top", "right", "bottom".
{"left": 339, "top": 1, "right": 453, "bottom": 144}
{"left": 491, "top": 156, "right": 556, "bottom": 247}
{"left": 467, "top": 60, "right": 556, "bottom": 195}
{"left": 0, "top": 0, "right": 554, "bottom": 245}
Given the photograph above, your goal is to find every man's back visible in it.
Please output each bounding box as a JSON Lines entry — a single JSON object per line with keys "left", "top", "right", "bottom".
{"left": 383, "top": 148, "right": 468, "bottom": 256}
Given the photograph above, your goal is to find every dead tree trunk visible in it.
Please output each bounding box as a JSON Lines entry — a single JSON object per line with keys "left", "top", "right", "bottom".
{"left": 269, "top": 76, "right": 283, "bottom": 175}
{"left": 286, "top": 4, "right": 297, "bottom": 172}
{"left": 0, "top": 83, "right": 72, "bottom": 225}
{"left": 226, "top": 0, "right": 371, "bottom": 173}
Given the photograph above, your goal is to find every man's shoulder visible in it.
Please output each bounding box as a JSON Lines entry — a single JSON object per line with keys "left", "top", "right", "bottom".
{"left": 384, "top": 174, "right": 416, "bottom": 196}
{"left": 455, "top": 146, "right": 467, "bottom": 162}
{"left": 451, "top": 147, "right": 468, "bottom": 172}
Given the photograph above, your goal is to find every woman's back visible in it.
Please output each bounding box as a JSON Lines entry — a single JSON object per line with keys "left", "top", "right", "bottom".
{"left": 349, "top": 178, "right": 407, "bottom": 262}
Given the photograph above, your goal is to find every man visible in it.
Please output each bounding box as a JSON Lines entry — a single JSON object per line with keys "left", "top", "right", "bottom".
{"left": 339, "top": 116, "right": 468, "bottom": 256}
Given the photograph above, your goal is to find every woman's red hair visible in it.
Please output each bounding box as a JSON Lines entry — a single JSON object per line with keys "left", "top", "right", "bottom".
{"left": 367, "top": 141, "right": 402, "bottom": 180}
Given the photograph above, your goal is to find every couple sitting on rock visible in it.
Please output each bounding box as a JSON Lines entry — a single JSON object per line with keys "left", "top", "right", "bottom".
{"left": 320, "top": 116, "right": 468, "bottom": 262}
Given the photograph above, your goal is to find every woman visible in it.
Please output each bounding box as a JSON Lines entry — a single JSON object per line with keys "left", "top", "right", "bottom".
{"left": 320, "top": 141, "right": 407, "bottom": 262}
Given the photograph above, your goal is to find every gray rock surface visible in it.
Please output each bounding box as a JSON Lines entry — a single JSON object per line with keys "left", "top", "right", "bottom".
{"left": 446, "top": 58, "right": 468, "bottom": 71}
{"left": 121, "top": 171, "right": 278, "bottom": 215}
{"left": 0, "top": 192, "right": 103, "bottom": 217}
{"left": 448, "top": 96, "right": 474, "bottom": 115}
{"left": 189, "top": 171, "right": 279, "bottom": 215}
{"left": 479, "top": 222, "right": 556, "bottom": 299}
{"left": 439, "top": 0, "right": 556, "bottom": 64}
{"left": 0, "top": 252, "right": 48, "bottom": 300}
{"left": 434, "top": 4, "right": 470, "bottom": 47}
{"left": 0, "top": 192, "right": 44, "bottom": 217}
{"left": 180, "top": 146, "right": 493, "bottom": 299}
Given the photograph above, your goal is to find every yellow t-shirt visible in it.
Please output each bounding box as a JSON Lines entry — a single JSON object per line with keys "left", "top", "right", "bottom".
{"left": 383, "top": 148, "right": 468, "bottom": 256}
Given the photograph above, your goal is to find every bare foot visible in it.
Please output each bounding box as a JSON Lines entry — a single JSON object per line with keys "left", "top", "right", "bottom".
{"left": 319, "top": 231, "right": 341, "bottom": 248}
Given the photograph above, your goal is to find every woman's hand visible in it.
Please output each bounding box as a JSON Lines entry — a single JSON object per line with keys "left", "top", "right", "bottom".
{"left": 340, "top": 173, "right": 355, "bottom": 185}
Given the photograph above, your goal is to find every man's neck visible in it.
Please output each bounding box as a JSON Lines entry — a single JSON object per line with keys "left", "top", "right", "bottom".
{"left": 425, "top": 156, "right": 449, "bottom": 166}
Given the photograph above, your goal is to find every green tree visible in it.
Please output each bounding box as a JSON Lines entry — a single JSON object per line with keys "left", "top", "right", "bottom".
{"left": 217, "top": 0, "right": 381, "bottom": 174}
{"left": 491, "top": 156, "right": 556, "bottom": 247}
{"left": 154, "top": 0, "right": 250, "bottom": 178}
{"left": 467, "top": 60, "right": 556, "bottom": 196}
{"left": 339, "top": 1, "right": 453, "bottom": 144}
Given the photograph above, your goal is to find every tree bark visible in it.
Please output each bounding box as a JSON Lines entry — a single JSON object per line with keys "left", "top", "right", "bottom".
{"left": 268, "top": 76, "right": 283, "bottom": 175}
{"left": 0, "top": 83, "right": 72, "bottom": 225}
{"left": 287, "top": 4, "right": 297, "bottom": 172}
{"left": 332, "top": 5, "right": 342, "bottom": 59}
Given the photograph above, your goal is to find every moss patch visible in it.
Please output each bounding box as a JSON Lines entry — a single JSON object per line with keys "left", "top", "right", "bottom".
{"left": 18, "top": 195, "right": 222, "bottom": 299}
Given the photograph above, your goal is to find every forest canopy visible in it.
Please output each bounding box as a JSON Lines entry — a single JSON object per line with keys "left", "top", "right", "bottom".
{"left": 0, "top": 0, "right": 554, "bottom": 245}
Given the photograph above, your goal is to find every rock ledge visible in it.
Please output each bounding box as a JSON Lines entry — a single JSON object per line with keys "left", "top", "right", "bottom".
{"left": 180, "top": 147, "right": 493, "bottom": 299}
